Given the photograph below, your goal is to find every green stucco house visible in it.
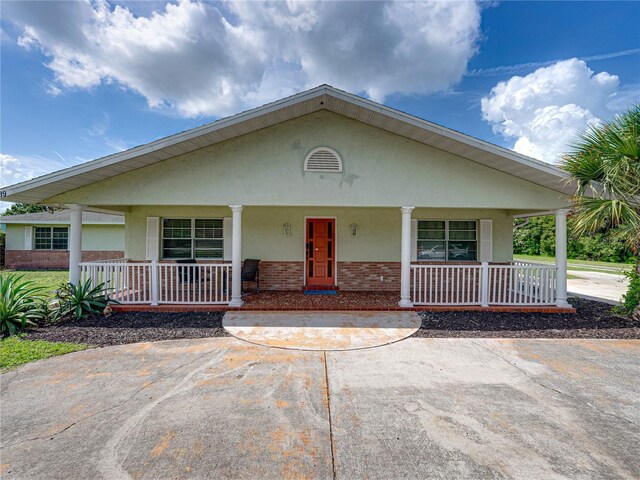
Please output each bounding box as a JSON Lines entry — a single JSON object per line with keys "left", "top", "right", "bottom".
{"left": 1, "top": 86, "right": 574, "bottom": 309}
{"left": 1, "top": 211, "right": 124, "bottom": 269}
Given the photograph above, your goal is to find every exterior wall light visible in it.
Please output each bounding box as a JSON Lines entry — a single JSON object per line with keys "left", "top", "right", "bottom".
{"left": 283, "top": 223, "right": 292, "bottom": 237}
{"left": 351, "top": 223, "right": 358, "bottom": 237}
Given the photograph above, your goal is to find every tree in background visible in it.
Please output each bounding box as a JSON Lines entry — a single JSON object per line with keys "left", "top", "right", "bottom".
{"left": 1, "top": 203, "right": 46, "bottom": 216}
{"left": 513, "top": 216, "right": 634, "bottom": 263}
{"left": 561, "top": 104, "right": 640, "bottom": 318}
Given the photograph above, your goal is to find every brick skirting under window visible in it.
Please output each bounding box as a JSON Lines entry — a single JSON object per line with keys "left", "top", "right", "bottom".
{"left": 5, "top": 250, "right": 124, "bottom": 270}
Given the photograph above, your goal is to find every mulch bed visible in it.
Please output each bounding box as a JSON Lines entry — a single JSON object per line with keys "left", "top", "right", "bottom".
{"left": 23, "top": 297, "right": 639, "bottom": 347}
{"left": 26, "top": 311, "right": 229, "bottom": 348}
{"left": 413, "top": 297, "right": 640, "bottom": 339}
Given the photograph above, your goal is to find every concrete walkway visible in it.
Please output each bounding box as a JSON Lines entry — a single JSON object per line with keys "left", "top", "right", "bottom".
{"left": 223, "top": 311, "right": 421, "bottom": 350}
{"left": 1, "top": 337, "right": 638, "bottom": 479}
{"left": 568, "top": 270, "right": 629, "bottom": 303}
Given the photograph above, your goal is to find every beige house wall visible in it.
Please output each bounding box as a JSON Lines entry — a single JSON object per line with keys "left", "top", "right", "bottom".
{"left": 5, "top": 225, "right": 25, "bottom": 250}
{"left": 47, "top": 111, "right": 569, "bottom": 211}
{"left": 125, "top": 206, "right": 513, "bottom": 263}
{"left": 3, "top": 224, "right": 124, "bottom": 251}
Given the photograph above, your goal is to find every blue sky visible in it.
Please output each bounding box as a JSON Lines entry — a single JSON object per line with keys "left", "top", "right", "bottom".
{"left": 1, "top": 1, "right": 639, "bottom": 211}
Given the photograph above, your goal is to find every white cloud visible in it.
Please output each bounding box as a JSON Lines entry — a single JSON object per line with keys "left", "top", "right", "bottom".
{"left": 0, "top": 153, "right": 68, "bottom": 212}
{"left": 481, "top": 59, "right": 620, "bottom": 163}
{"left": 5, "top": 0, "right": 482, "bottom": 117}
{"left": 1, "top": 152, "right": 68, "bottom": 186}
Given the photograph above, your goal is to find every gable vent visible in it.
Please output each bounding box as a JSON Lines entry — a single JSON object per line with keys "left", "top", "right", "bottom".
{"left": 304, "top": 147, "right": 343, "bottom": 173}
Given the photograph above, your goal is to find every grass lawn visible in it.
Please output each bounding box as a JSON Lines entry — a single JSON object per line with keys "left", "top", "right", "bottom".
{"left": 514, "top": 255, "right": 633, "bottom": 274}
{"left": 0, "top": 336, "right": 90, "bottom": 372}
{"left": 0, "top": 269, "right": 68, "bottom": 293}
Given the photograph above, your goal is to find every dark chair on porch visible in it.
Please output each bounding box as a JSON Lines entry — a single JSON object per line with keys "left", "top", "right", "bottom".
{"left": 241, "top": 259, "right": 261, "bottom": 293}
{"left": 176, "top": 258, "right": 200, "bottom": 283}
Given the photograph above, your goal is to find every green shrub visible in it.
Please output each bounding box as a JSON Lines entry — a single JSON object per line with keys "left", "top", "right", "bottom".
{"left": 52, "top": 280, "right": 111, "bottom": 320}
{"left": 0, "top": 274, "right": 47, "bottom": 337}
{"left": 615, "top": 266, "right": 640, "bottom": 317}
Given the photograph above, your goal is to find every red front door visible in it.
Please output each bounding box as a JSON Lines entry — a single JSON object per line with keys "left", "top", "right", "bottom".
{"left": 306, "top": 218, "right": 335, "bottom": 286}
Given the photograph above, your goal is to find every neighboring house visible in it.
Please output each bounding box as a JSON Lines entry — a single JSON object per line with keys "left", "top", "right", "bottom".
{"left": 1, "top": 211, "right": 124, "bottom": 269}
{"left": 0, "top": 85, "right": 575, "bottom": 309}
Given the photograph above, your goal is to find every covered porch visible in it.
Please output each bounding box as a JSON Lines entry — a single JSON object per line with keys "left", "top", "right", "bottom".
{"left": 70, "top": 204, "right": 573, "bottom": 311}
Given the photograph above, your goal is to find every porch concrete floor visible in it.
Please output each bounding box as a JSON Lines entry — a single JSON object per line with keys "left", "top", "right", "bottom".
{"left": 222, "top": 311, "right": 421, "bottom": 350}
{"left": 1, "top": 338, "right": 638, "bottom": 479}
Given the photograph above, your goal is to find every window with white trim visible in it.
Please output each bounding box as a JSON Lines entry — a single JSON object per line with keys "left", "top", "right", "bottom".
{"left": 162, "top": 218, "right": 223, "bottom": 259}
{"left": 34, "top": 226, "right": 68, "bottom": 250}
{"left": 417, "top": 220, "right": 477, "bottom": 261}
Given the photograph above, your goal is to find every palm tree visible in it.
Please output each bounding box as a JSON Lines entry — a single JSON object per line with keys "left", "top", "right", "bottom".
{"left": 561, "top": 104, "right": 640, "bottom": 317}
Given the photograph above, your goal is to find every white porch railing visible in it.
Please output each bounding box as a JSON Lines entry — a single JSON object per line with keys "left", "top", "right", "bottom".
{"left": 79, "top": 260, "right": 232, "bottom": 305}
{"left": 412, "top": 264, "right": 482, "bottom": 305}
{"left": 411, "top": 262, "right": 558, "bottom": 306}
{"left": 157, "top": 263, "right": 231, "bottom": 304}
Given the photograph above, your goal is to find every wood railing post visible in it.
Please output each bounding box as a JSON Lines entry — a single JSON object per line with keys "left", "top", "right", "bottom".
{"left": 480, "top": 262, "right": 489, "bottom": 307}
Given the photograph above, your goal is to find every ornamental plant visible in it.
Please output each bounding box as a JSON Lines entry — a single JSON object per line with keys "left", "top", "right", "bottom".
{"left": 0, "top": 274, "right": 47, "bottom": 337}
{"left": 53, "top": 280, "right": 111, "bottom": 320}
{"left": 561, "top": 104, "right": 640, "bottom": 318}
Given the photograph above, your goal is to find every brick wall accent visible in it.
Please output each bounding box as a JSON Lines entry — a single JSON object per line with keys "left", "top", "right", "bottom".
{"left": 245, "top": 261, "right": 403, "bottom": 291}
{"left": 252, "top": 261, "right": 305, "bottom": 291}
{"left": 337, "top": 261, "right": 401, "bottom": 291}
{"left": 5, "top": 250, "right": 124, "bottom": 270}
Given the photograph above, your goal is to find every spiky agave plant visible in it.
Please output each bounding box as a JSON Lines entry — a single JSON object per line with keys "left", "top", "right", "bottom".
{"left": 0, "top": 274, "right": 47, "bottom": 337}
{"left": 54, "top": 280, "right": 111, "bottom": 320}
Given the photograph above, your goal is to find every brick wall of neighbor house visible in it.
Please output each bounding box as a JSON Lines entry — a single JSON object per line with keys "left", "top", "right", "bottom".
{"left": 5, "top": 250, "right": 124, "bottom": 269}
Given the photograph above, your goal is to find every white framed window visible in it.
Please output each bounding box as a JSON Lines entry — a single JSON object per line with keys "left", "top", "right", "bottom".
{"left": 417, "top": 220, "right": 477, "bottom": 261}
{"left": 162, "top": 218, "right": 223, "bottom": 259}
{"left": 34, "top": 226, "right": 68, "bottom": 250}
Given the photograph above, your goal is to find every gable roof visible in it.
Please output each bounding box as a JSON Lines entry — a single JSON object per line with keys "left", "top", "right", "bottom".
{"left": 0, "top": 211, "right": 123, "bottom": 225}
{"left": 1, "top": 85, "right": 575, "bottom": 204}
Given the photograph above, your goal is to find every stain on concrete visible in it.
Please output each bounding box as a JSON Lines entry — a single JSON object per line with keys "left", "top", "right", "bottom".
{"left": 150, "top": 431, "right": 175, "bottom": 458}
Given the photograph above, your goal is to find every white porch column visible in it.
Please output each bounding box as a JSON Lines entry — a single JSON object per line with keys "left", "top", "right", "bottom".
{"left": 399, "top": 206, "right": 415, "bottom": 308}
{"left": 69, "top": 204, "right": 83, "bottom": 285}
{"left": 555, "top": 208, "right": 571, "bottom": 307}
{"left": 229, "top": 205, "right": 244, "bottom": 307}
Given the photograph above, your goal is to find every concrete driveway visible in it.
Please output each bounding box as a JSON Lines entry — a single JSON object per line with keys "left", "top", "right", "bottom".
{"left": 567, "top": 270, "right": 629, "bottom": 303}
{"left": 1, "top": 337, "right": 638, "bottom": 479}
